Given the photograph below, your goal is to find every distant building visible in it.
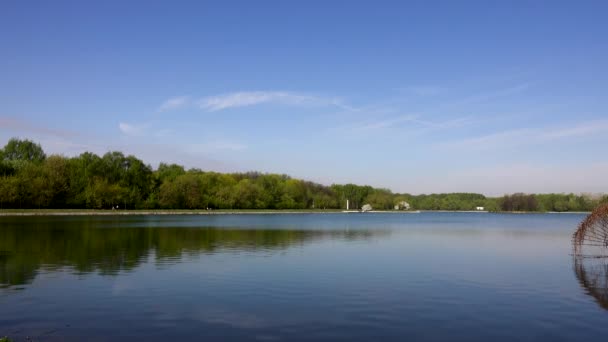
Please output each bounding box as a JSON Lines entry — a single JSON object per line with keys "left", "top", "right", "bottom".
{"left": 476, "top": 206, "right": 485, "bottom": 211}
{"left": 395, "top": 201, "right": 411, "bottom": 210}
{"left": 361, "top": 204, "right": 373, "bottom": 212}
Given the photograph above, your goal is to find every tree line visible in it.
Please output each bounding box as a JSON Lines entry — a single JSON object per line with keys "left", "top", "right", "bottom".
{"left": 0, "top": 138, "right": 606, "bottom": 211}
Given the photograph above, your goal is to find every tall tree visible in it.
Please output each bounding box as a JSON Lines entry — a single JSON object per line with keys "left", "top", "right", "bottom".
{"left": 2, "top": 138, "right": 46, "bottom": 163}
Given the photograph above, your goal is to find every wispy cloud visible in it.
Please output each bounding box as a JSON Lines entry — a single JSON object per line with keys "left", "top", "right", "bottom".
{"left": 401, "top": 86, "right": 443, "bottom": 96}
{"left": 410, "top": 116, "right": 475, "bottom": 129}
{"left": 429, "top": 162, "right": 608, "bottom": 195}
{"left": 0, "top": 116, "right": 77, "bottom": 138}
{"left": 337, "top": 114, "right": 474, "bottom": 133}
{"left": 199, "top": 91, "right": 347, "bottom": 112}
{"left": 440, "top": 119, "right": 608, "bottom": 150}
{"left": 118, "top": 122, "right": 146, "bottom": 136}
{"left": 158, "top": 96, "right": 189, "bottom": 112}
{"left": 26, "top": 137, "right": 98, "bottom": 156}
{"left": 439, "top": 128, "right": 531, "bottom": 149}
{"left": 347, "top": 114, "right": 419, "bottom": 131}
{"left": 327, "top": 83, "right": 528, "bottom": 137}
{"left": 154, "top": 91, "right": 352, "bottom": 113}
{"left": 539, "top": 119, "right": 608, "bottom": 140}
{"left": 187, "top": 141, "right": 248, "bottom": 153}
{"left": 451, "top": 83, "right": 531, "bottom": 107}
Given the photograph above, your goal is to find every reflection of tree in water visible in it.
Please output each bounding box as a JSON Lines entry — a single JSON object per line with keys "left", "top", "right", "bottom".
{"left": 572, "top": 204, "right": 608, "bottom": 310}
{"left": 574, "top": 256, "right": 608, "bottom": 310}
{"left": 0, "top": 218, "right": 387, "bottom": 287}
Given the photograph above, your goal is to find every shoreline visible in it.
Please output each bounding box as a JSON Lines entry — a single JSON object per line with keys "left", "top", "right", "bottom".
{"left": 0, "top": 209, "right": 591, "bottom": 216}
{"left": 0, "top": 209, "right": 342, "bottom": 216}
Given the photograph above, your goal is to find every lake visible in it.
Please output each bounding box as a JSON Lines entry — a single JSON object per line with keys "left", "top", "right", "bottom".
{"left": 1, "top": 212, "right": 607, "bottom": 341}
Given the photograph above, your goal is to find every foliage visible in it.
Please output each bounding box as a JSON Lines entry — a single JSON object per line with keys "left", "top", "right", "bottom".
{"left": 407, "top": 193, "right": 488, "bottom": 211}
{"left": 499, "top": 193, "right": 539, "bottom": 211}
{"left": 2, "top": 138, "right": 46, "bottom": 163}
{"left": 0, "top": 138, "right": 604, "bottom": 211}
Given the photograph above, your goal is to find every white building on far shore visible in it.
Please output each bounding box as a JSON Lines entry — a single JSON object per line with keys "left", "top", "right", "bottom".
{"left": 395, "top": 201, "right": 411, "bottom": 210}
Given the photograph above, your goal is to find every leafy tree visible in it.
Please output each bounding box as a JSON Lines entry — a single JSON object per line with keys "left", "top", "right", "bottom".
{"left": 499, "top": 193, "right": 538, "bottom": 211}
{"left": 156, "top": 163, "right": 186, "bottom": 182}
{"left": 42, "top": 155, "right": 70, "bottom": 207}
{"left": 65, "top": 152, "right": 102, "bottom": 207}
{"left": 233, "top": 179, "right": 268, "bottom": 209}
{"left": 0, "top": 176, "right": 18, "bottom": 209}
{"left": 0, "top": 148, "right": 14, "bottom": 176}
{"left": 88, "top": 178, "right": 127, "bottom": 209}
{"left": 120, "top": 155, "right": 153, "bottom": 208}
{"left": 212, "top": 174, "right": 238, "bottom": 208}
{"left": 2, "top": 138, "right": 46, "bottom": 163}
{"left": 365, "top": 189, "right": 394, "bottom": 210}
{"left": 158, "top": 173, "right": 204, "bottom": 209}
{"left": 0, "top": 137, "right": 605, "bottom": 212}
{"left": 178, "top": 174, "right": 204, "bottom": 209}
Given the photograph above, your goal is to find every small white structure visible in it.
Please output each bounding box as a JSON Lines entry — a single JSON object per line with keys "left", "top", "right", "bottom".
{"left": 476, "top": 206, "right": 485, "bottom": 211}
{"left": 394, "top": 201, "right": 411, "bottom": 210}
{"left": 361, "top": 204, "right": 373, "bottom": 212}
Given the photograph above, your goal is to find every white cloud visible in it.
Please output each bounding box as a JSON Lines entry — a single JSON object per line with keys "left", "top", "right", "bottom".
{"left": 158, "top": 96, "right": 189, "bottom": 112}
{"left": 198, "top": 91, "right": 344, "bottom": 112}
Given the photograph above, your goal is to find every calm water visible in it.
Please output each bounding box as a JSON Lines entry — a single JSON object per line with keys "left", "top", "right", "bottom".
{"left": 1, "top": 212, "right": 607, "bottom": 341}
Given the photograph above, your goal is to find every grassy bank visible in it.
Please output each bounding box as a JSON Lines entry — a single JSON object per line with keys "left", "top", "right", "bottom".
{"left": 0, "top": 209, "right": 348, "bottom": 216}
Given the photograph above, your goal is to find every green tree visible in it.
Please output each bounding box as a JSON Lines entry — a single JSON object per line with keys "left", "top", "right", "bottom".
{"left": 233, "top": 179, "right": 268, "bottom": 209}
{"left": 0, "top": 176, "right": 19, "bottom": 209}
{"left": 2, "top": 138, "right": 46, "bottom": 163}
{"left": 0, "top": 137, "right": 602, "bottom": 212}
{"left": 0, "top": 148, "right": 15, "bottom": 176}
{"left": 120, "top": 155, "right": 153, "bottom": 208}
{"left": 365, "top": 189, "right": 394, "bottom": 210}
{"left": 41, "top": 155, "right": 70, "bottom": 207}
{"left": 158, "top": 173, "right": 204, "bottom": 209}
{"left": 156, "top": 163, "right": 186, "bottom": 182}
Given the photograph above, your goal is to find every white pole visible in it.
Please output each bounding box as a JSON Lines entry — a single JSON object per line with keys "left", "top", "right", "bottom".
{"left": 346, "top": 199, "right": 349, "bottom": 210}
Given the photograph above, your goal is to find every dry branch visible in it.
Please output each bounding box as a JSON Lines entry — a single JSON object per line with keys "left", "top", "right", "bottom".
{"left": 573, "top": 204, "right": 608, "bottom": 256}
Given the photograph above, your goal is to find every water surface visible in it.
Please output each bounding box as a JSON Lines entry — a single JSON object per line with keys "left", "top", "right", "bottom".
{"left": 1, "top": 213, "right": 607, "bottom": 341}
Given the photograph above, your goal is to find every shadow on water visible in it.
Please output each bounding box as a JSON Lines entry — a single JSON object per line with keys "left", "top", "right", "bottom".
{"left": 574, "top": 256, "right": 608, "bottom": 310}
{"left": 0, "top": 216, "right": 388, "bottom": 288}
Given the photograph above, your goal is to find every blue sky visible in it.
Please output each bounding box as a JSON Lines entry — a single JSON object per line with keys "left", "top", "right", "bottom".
{"left": 1, "top": 1, "right": 607, "bottom": 195}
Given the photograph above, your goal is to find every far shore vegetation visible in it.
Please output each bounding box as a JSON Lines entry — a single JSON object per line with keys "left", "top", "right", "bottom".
{"left": 1, "top": 138, "right": 606, "bottom": 213}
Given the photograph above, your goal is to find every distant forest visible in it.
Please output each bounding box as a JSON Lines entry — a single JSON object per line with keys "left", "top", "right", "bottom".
{"left": 0, "top": 138, "right": 606, "bottom": 211}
